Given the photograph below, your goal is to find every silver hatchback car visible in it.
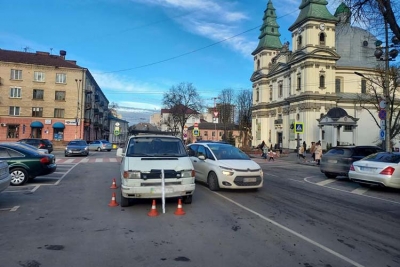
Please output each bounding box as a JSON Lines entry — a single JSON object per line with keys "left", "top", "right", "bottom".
{"left": 88, "top": 140, "right": 112, "bottom": 151}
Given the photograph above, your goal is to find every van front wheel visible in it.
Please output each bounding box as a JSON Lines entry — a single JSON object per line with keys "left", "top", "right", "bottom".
{"left": 120, "top": 192, "right": 130, "bottom": 207}
{"left": 183, "top": 195, "right": 192, "bottom": 204}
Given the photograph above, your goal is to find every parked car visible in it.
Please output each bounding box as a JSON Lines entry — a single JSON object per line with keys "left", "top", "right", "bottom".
{"left": 17, "top": 142, "right": 49, "bottom": 154}
{"left": 116, "top": 134, "right": 195, "bottom": 207}
{"left": 65, "top": 140, "right": 89, "bottom": 157}
{"left": 0, "top": 142, "right": 57, "bottom": 186}
{"left": 18, "top": 138, "right": 53, "bottom": 153}
{"left": 0, "top": 160, "right": 11, "bottom": 193}
{"left": 349, "top": 152, "right": 400, "bottom": 189}
{"left": 88, "top": 140, "right": 112, "bottom": 151}
{"left": 320, "top": 146, "right": 383, "bottom": 178}
{"left": 187, "top": 142, "right": 263, "bottom": 191}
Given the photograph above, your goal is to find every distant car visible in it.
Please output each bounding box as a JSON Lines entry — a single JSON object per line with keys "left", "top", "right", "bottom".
{"left": 0, "top": 160, "right": 11, "bottom": 193}
{"left": 17, "top": 142, "right": 49, "bottom": 154}
{"left": 0, "top": 142, "right": 57, "bottom": 186}
{"left": 349, "top": 152, "right": 400, "bottom": 189}
{"left": 187, "top": 142, "right": 263, "bottom": 191}
{"left": 65, "top": 140, "right": 89, "bottom": 157}
{"left": 88, "top": 140, "right": 112, "bottom": 151}
{"left": 18, "top": 138, "right": 53, "bottom": 153}
{"left": 320, "top": 146, "right": 383, "bottom": 178}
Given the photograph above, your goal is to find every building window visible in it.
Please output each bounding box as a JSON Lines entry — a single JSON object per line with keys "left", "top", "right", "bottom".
{"left": 54, "top": 108, "right": 65, "bottom": 118}
{"left": 319, "top": 75, "right": 325, "bottom": 88}
{"left": 297, "top": 75, "right": 301, "bottom": 90}
{"left": 56, "top": 73, "right": 67, "bottom": 84}
{"left": 9, "top": 106, "right": 20, "bottom": 116}
{"left": 204, "top": 131, "right": 208, "bottom": 136}
{"left": 297, "top": 36, "right": 302, "bottom": 48}
{"left": 257, "top": 59, "right": 260, "bottom": 70}
{"left": 271, "top": 28, "right": 275, "bottom": 33}
{"left": 55, "top": 91, "right": 66, "bottom": 101}
{"left": 10, "top": 87, "right": 21, "bottom": 98}
{"left": 288, "top": 77, "right": 292, "bottom": 94}
{"left": 10, "top": 69, "right": 22, "bottom": 80}
{"left": 322, "top": 130, "right": 325, "bottom": 140}
{"left": 319, "top": 33, "right": 325, "bottom": 45}
{"left": 212, "top": 131, "right": 215, "bottom": 137}
{"left": 32, "top": 107, "right": 43, "bottom": 117}
{"left": 256, "top": 88, "right": 259, "bottom": 102}
{"left": 344, "top": 125, "right": 353, "bottom": 132}
{"left": 219, "top": 131, "right": 222, "bottom": 137}
{"left": 278, "top": 83, "right": 283, "bottom": 98}
{"left": 34, "top": 71, "right": 45, "bottom": 82}
{"left": 335, "top": 78, "right": 341, "bottom": 93}
{"left": 33, "top": 89, "right": 44, "bottom": 100}
{"left": 6, "top": 125, "right": 19, "bottom": 139}
{"left": 269, "top": 85, "right": 273, "bottom": 100}
{"left": 361, "top": 80, "right": 367, "bottom": 93}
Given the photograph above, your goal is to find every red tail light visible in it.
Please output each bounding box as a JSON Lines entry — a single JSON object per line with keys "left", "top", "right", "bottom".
{"left": 349, "top": 164, "right": 355, "bottom": 171}
{"left": 39, "top": 144, "right": 45, "bottom": 148}
{"left": 380, "top": 167, "right": 395, "bottom": 175}
{"left": 40, "top": 157, "right": 51, "bottom": 164}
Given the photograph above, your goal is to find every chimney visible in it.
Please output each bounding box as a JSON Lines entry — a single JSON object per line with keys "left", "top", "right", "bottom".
{"left": 59, "top": 50, "right": 67, "bottom": 59}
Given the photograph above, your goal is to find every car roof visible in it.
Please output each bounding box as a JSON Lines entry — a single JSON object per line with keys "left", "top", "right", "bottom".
{"left": 129, "top": 134, "right": 180, "bottom": 139}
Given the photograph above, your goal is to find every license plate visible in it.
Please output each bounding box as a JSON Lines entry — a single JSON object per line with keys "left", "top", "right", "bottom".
{"left": 328, "top": 159, "right": 337, "bottom": 163}
{"left": 244, "top": 177, "right": 257, "bottom": 182}
{"left": 360, "top": 166, "right": 374, "bottom": 171}
{"left": 152, "top": 188, "right": 173, "bottom": 194}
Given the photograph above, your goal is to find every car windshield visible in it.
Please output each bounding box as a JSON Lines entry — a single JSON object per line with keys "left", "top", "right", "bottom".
{"left": 68, "top": 141, "right": 87, "bottom": 146}
{"left": 362, "top": 152, "right": 400, "bottom": 163}
{"left": 208, "top": 144, "right": 250, "bottom": 160}
{"left": 126, "top": 137, "right": 187, "bottom": 157}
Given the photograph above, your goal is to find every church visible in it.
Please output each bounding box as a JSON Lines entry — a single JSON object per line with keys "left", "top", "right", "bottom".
{"left": 250, "top": 0, "right": 384, "bottom": 150}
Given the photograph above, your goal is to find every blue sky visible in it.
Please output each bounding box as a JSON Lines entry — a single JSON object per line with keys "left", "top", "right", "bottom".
{"left": 0, "top": 0, "right": 340, "bottom": 112}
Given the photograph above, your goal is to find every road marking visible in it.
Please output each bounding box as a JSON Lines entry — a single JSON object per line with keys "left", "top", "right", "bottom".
{"left": 81, "top": 158, "right": 90, "bottom": 163}
{"left": 95, "top": 158, "right": 102, "bottom": 163}
{"left": 304, "top": 176, "right": 400, "bottom": 205}
{"left": 109, "top": 158, "right": 117, "bottom": 162}
{"left": 351, "top": 187, "right": 370, "bottom": 195}
{"left": 317, "top": 179, "right": 336, "bottom": 186}
{"left": 31, "top": 185, "right": 40, "bottom": 192}
{"left": 265, "top": 173, "right": 279, "bottom": 177}
{"left": 0, "top": 206, "right": 19, "bottom": 212}
{"left": 289, "top": 179, "right": 304, "bottom": 183}
{"left": 54, "top": 163, "right": 79, "bottom": 185}
{"left": 215, "top": 192, "right": 365, "bottom": 267}
{"left": 64, "top": 159, "right": 75, "bottom": 164}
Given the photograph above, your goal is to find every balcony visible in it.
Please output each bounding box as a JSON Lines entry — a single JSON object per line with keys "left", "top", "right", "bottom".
{"left": 85, "top": 103, "right": 92, "bottom": 110}
{"left": 84, "top": 118, "right": 91, "bottom": 127}
{"left": 94, "top": 95, "right": 100, "bottom": 102}
{"left": 85, "top": 88, "right": 93, "bottom": 94}
{"left": 274, "top": 119, "right": 283, "bottom": 125}
{"left": 93, "top": 108, "right": 99, "bottom": 114}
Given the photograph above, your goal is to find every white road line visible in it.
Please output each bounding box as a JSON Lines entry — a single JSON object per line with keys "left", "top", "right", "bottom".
{"left": 289, "top": 179, "right": 304, "bottom": 183}
{"left": 214, "top": 192, "right": 365, "bottom": 267}
{"left": 54, "top": 163, "right": 79, "bottom": 185}
{"left": 64, "top": 159, "right": 75, "bottom": 164}
{"left": 350, "top": 187, "right": 370, "bottom": 195}
{"left": 95, "top": 158, "right": 103, "bottom": 163}
{"left": 10, "top": 206, "right": 19, "bottom": 211}
{"left": 265, "top": 173, "right": 279, "bottom": 177}
{"left": 109, "top": 158, "right": 117, "bottom": 162}
{"left": 31, "top": 185, "right": 40, "bottom": 192}
{"left": 317, "top": 179, "right": 336, "bottom": 186}
{"left": 80, "top": 158, "right": 90, "bottom": 163}
{"left": 304, "top": 176, "right": 400, "bottom": 205}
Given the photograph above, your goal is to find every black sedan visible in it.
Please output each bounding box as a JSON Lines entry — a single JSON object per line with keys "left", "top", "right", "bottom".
{"left": 0, "top": 142, "right": 57, "bottom": 186}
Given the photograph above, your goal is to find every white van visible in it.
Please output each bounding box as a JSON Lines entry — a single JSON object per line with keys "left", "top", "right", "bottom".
{"left": 116, "top": 134, "right": 195, "bottom": 207}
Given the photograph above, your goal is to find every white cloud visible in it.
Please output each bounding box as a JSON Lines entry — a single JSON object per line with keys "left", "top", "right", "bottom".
{"left": 118, "top": 101, "right": 161, "bottom": 110}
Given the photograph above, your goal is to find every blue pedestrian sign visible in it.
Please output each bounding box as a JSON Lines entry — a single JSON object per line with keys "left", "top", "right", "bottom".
{"left": 379, "top": 129, "right": 385, "bottom": 140}
{"left": 295, "top": 122, "right": 304, "bottom": 133}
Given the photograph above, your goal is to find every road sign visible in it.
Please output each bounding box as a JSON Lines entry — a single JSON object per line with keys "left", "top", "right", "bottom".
{"left": 194, "top": 122, "right": 199, "bottom": 128}
{"left": 183, "top": 133, "right": 188, "bottom": 140}
{"left": 379, "top": 129, "right": 385, "bottom": 140}
{"left": 213, "top": 111, "right": 219, "bottom": 117}
{"left": 378, "top": 109, "right": 386, "bottom": 120}
{"left": 114, "top": 130, "right": 120, "bottom": 136}
{"left": 379, "top": 99, "right": 386, "bottom": 109}
{"left": 294, "top": 122, "right": 304, "bottom": 133}
{"left": 193, "top": 129, "right": 199, "bottom": 136}
{"left": 380, "top": 119, "right": 385, "bottom": 129}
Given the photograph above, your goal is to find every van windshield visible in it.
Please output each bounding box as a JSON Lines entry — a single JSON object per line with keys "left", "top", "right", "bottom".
{"left": 126, "top": 137, "right": 187, "bottom": 157}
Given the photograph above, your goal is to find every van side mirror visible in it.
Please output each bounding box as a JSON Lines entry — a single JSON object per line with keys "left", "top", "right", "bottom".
{"left": 116, "top": 148, "right": 125, "bottom": 157}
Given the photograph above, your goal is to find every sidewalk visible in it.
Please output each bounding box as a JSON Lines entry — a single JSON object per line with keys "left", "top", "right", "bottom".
{"left": 249, "top": 152, "right": 318, "bottom": 166}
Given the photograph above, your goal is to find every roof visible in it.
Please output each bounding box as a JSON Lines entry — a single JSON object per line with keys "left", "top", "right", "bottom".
{"left": 0, "top": 49, "right": 82, "bottom": 69}
{"left": 334, "top": 2, "right": 351, "bottom": 16}
{"left": 326, "top": 107, "right": 348, "bottom": 118}
{"left": 161, "top": 104, "right": 199, "bottom": 115}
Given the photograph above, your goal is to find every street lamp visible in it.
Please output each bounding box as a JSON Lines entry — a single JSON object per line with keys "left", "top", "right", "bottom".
{"left": 75, "top": 79, "right": 82, "bottom": 139}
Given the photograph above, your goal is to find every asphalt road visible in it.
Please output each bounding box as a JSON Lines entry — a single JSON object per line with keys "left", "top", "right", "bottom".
{"left": 0, "top": 152, "right": 399, "bottom": 267}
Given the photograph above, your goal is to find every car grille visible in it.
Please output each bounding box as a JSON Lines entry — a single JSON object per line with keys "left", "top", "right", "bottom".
{"left": 233, "top": 176, "right": 262, "bottom": 186}
{"left": 141, "top": 170, "right": 181, "bottom": 179}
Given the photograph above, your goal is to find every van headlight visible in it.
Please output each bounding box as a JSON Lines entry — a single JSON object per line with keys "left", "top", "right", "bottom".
{"left": 181, "top": 170, "right": 195, "bottom": 178}
{"left": 123, "top": 171, "right": 141, "bottom": 179}
{"left": 220, "top": 166, "right": 234, "bottom": 176}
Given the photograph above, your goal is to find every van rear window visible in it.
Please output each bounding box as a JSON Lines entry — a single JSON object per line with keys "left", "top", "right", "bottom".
{"left": 126, "top": 137, "right": 187, "bottom": 157}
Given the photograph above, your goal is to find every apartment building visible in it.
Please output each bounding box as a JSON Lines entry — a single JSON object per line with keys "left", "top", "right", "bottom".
{"left": 0, "top": 49, "right": 109, "bottom": 143}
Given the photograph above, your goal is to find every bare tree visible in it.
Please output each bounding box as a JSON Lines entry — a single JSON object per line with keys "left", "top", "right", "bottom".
{"left": 356, "top": 65, "right": 400, "bottom": 143}
{"left": 344, "top": 0, "right": 400, "bottom": 40}
{"left": 218, "top": 88, "right": 235, "bottom": 141}
{"left": 236, "top": 89, "right": 252, "bottom": 148}
{"left": 162, "top": 82, "right": 203, "bottom": 139}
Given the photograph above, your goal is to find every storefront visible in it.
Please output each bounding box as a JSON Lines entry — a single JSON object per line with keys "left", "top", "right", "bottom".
{"left": 30, "top": 121, "right": 43, "bottom": 138}
{"left": 53, "top": 122, "right": 65, "bottom": 141}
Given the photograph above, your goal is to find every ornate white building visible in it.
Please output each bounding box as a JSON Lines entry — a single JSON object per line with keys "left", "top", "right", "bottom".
{"left": 251, "top": 0, "right": 385, "bottom": 150}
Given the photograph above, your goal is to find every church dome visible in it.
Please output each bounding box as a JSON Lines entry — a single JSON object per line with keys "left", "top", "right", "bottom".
{"left": 334, "top": 2, "right": 351, "bottom": 16}
{"left": 326, "top": 107, "right": 348, "bottom": 118}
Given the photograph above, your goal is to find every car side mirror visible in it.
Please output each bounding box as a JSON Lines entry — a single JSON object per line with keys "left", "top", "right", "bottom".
{"left": 116, "top": 148, "right": 125, "bottom": 157}
{"left": 198, "top": 154, "right": 206, "bottom": 160}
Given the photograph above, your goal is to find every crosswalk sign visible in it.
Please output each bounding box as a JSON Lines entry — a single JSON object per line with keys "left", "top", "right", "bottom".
{"left": 294, "top": 122, "right": 304, "bottom": 133}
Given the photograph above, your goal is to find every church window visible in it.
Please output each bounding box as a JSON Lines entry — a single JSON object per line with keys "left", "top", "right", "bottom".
{"left": 256, "top": 88, "right": 259, "bottom": 102}
{"left": 297, "top": 36, "right": 302, "bottom": 49}
{"left": 288, "top": 77, "right": 292, "bottom": 95}
{"left": 278, "top": 83, "right": 283, "bottom": 98}
{"left": 271, "top": 28, "right": 275, "bottom": 33}
{"left": 269, "top": 85, "right": 273, "bottom": 100}
{"left": 257, "top": 59, "right": 260, "bottom": 70}
{"left": 297, "top": 74, "right": 301, "bottom": 90}
{"left": 319, "top": 75, "right": 325, "bottom": 88}
{"left": 270, "top": 11, "right": 273, "bottom": 15}
{"left": 335, "top": 78, "right": 342, "bottom": 93}
{"left": 319, "top": 33, "right": 326, "bottom": 45}
{"left": 361, "top": 80, "right": 367, "bottom": 93}
{"left": 344, "top": 125, "right": 353, "bottom": 132}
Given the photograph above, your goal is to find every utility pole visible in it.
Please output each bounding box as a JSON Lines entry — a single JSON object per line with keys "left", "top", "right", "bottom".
{"left": 212, "top": 97, "right": 220, "bottom": 141}
{"left": 75, "top": 79, "right": 82, "bottom": 139}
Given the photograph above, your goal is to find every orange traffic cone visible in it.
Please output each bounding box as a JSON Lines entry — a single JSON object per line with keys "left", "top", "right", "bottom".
{"left": 174, "top": 199, "right": 186, "bottom": 216}
{"left": 147, "top": 200, "right": 159, "bottom": 217}
{"left": 110, "top": 178, "right": 118, "bottom": 189}
{"left": 108, "top": 192, "right": 119, "bottom": 207}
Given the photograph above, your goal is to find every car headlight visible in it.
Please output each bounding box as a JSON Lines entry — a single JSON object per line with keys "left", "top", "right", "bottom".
{"left": 181, "top": 170, "right": 195, "bottom": 178}
{"left": 220, "top": 166, "right": 234, "bottom": 176}
{"left": 123, "top": 171, "right": 141, "bottom": 179}
{"left": 85, "top": 146, "right": 88, "bottom": 150}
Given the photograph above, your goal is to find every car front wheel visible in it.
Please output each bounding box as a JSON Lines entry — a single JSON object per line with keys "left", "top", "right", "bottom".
{"left": 97, "top": 147, "right": 101, "bottom": 151}
{"left": 207, "top": 172, "right": 220, "bottom": 191}
{"left": 10, "top": 168, "right": 29, "bottom": 186}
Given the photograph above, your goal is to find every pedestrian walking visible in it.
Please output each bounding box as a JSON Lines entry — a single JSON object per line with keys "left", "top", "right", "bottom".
{"left": 262, "top": 144, "right": 268, "bottom": 159}
{"left": 298, "top": 146, "right": 306, "bottom": 162}
{"left": 315, "top": 141, "right": 323, "bottom": 165}
{"left": 268, "top": 149, "right": 277, "bottom": 161}
{"left": 310, "top": 142, "right": 316, "bottom": 162}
